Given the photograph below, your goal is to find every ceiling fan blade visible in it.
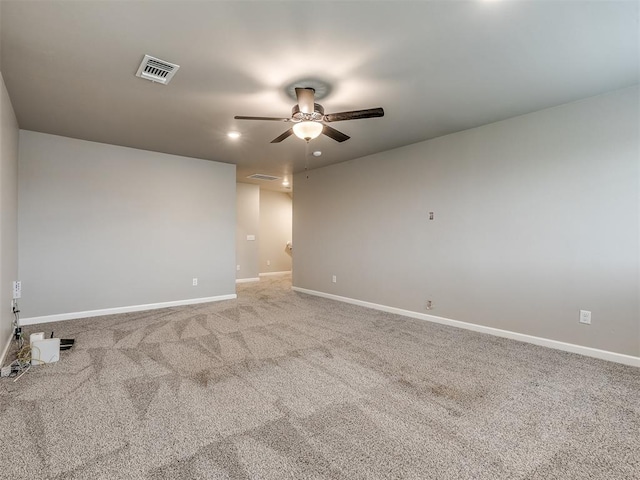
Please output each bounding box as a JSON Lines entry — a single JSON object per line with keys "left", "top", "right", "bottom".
{"left": 270, "top": 129, "right": 294, "bottom": 143}
{"left": 234, "top": 115, "right": 291, "bottom": 122}
{"left": 323, "top": 108, "right": 384, "bottom": 122}
{"left": 295, "top": 88, "right": 315, "bottom": 114}
{"left": 322, "top": 125, "right": 350, "bottom": 143}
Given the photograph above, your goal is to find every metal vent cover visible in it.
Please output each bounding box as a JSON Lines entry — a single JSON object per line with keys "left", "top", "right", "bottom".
{"left": 247, "top": 174, "right": 280, "bottom": 181}
{"left": 135, "top": 55, "right": 180, "bottom": 84}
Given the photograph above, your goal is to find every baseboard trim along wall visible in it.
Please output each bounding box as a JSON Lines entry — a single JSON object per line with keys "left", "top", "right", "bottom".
{"left": 18, "top": 294, "right": 237, "bottom": 327}
{"left": 259, "top": 271, "right": 292, "bottom": 277}
{"left": 236, "top": 277, "right": 260, "bottom": 284}
{"left": 0, "top": 334, "right": 13, "bottom": 367}
{"left": 292, "top": 287, "right": 640, "bottom": 368}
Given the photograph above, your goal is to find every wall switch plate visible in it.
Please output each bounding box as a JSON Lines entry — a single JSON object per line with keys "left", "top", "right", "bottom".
{"left": 579, "top": 310, "right": 591, "bottom": 325}
{"left": 192, "top": 278, "right": 198, "bottom": 286}
{"left": 12, "top": 281, "right": 21, "bottom": 299}
{"left": 267, "top": 260, "right": 271, "bottom": 266}
{"left": 332, "top": 275, "right": 337, "bottom": 283}
{"left": 247, "top": 234, "right": 256, "bottom": 241}
{"left": 236, "top": 265, "right": 241, "bottom": 271}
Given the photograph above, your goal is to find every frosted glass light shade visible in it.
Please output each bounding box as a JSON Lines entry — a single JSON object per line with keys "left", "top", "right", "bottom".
{"left": 293, "top": 121, "right": 323, "bottom": 140}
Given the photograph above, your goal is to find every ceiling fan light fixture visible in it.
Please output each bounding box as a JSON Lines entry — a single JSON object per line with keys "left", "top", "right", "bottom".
{"left": 293, "top": 121, "right": 323, "bottom": 140}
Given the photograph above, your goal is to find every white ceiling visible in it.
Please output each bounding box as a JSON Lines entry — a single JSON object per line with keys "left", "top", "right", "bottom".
{"left": 1, "top": 1, "right": 638, "bottom": 192}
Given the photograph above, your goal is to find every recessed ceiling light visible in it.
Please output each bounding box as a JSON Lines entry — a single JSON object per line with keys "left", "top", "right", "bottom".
{"left": 312, "top": 151, "right": 322, "bottom": 157}
{"left": 282, "top": 179, "right": 290, "bottom": 187}
{"left": 227, "top": 131, "right": 241, "bottom": 139}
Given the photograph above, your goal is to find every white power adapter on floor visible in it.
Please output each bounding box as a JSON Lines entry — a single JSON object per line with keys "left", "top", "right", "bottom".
{"left": 31, "top": 338, "right": 60, "bottom": 365}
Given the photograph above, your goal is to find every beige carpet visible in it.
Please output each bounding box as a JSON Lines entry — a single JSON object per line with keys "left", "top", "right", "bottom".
{"left": 1, "top": 274, "right": 638, "bottom": 479}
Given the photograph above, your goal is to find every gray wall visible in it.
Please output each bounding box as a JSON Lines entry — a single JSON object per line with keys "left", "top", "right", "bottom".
{"left": 259, "top": 190, "right": 292, "bottom": 274}
{"left": 19, "top": 131, "right": 236, "bottom": 318}
{"left": 236, "top": 183, "right": 260, "bottom": 280}
{"left": 0, "top": 72, "right": 19, "bottom": 352}
{"left": 293, "top": 86, "right": 639, "bottom": 357}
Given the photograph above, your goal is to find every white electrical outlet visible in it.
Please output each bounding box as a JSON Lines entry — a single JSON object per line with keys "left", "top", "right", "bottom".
{"left": 236, "top": 265, "right": 241, "bottom": 271}
{"left": 12, "top": 281, "right": 21, "bottom": 299}
{"left": 579, "top": 310, "right": 591, "bottom": 325}
{"left": 267, "top": 260, "right": 271, "bottom": 266}
{"left": 332, "top": 275, "right": 337, "bottom": 283}
{"left": 192, "top": 278, "right": 198, "bottom": 286}
{"left": 426, "top": 300, "right": 433, "bottom": 310}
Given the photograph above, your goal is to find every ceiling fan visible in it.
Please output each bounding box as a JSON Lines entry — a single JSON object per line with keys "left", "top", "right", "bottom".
{"left": 234, "top": 87, "right": 384, "bottom": 143}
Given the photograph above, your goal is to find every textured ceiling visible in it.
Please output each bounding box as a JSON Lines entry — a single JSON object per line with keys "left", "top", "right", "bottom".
{"left": 1, "top": 1, "right": 638, "bottom": 191}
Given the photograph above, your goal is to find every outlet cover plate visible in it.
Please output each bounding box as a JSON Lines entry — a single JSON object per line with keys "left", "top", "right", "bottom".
{"left": 12, "top": 281, "right": 21, "bottom": 299}
{"left": 579, "top": 310, "right": 591, "bottom": 325}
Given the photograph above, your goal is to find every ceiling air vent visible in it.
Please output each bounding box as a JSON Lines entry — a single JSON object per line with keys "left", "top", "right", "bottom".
{"left": 247, "top": 174, "right": 280, "bottom": 181}
{"left": 135, "top": 54, "right": 180, "bottom": 85}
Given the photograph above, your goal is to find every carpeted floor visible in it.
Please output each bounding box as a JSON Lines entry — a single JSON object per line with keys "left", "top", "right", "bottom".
{"left": 0, "top": 274, "right": 638, "bottom": 479}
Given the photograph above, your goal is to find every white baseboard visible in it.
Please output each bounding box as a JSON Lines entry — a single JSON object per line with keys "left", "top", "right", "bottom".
{"left": 292, "top": 287, "right": 639, "bottom": 368}
{"left": 0, "top": 332, "right": 13, "bottom": 367}
{"left": 18, "top": 294, "right": 237, "bottom": 326}
{"left": 259, "top": 271, "right": 292, "bottom": 277}
{"left": 236, "top": 277, "right": 260, "bottom": 284}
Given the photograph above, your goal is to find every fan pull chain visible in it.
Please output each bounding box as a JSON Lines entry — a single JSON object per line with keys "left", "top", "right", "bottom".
{"left": 305, "top": 140, "right": 310, "bottom": 179}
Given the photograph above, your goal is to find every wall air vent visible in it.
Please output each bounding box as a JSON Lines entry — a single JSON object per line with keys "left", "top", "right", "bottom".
{"left": 135, "top": 54, "right": 180, "bottom": 85}
{"left": 247, "top": 174, "right": 280, "bottom": 181}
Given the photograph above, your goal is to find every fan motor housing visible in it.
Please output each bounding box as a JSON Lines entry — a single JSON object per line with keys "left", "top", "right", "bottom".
{"left": 291, "top": 103, "right": 324, "bottom": 122}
